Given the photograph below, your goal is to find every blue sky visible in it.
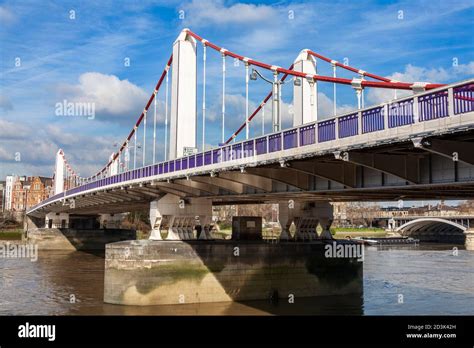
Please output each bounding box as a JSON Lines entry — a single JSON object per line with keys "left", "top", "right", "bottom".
{"left": 1, "top": 0, "right": 473, "bottom": 180}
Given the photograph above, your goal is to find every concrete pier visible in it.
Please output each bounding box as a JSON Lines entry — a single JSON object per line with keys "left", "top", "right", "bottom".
{"left": 464, "top": 230, "right": 474, "bottom": 251}
{"left": 104, "top": 240, "right": 363, "bottom": 306}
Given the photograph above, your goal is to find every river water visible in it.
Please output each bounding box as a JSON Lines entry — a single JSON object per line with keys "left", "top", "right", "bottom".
{"left": 0, "top": 243, "right": 473, "bottom": 315}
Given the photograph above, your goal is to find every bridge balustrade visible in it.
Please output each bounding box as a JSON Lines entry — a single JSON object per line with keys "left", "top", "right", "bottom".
{"left": 283, "top": 129, "right": 298, "bottom": 149}
{"left": 362, "top": 106, "right": 384, "bottom": 133}
{"left": 388, "top": 100, "right": 414, "bottom": 127}
{"left": 300, "top": 124, "right": 316, "bottom": 146}
{"left": 318, "top": 119, "right": 336, "bottom": 142}
{"left": 256, "top": 136, "right": 267, "bottom": 155}
{"left": 418, "top": 90, "right": 449, "bottom": 121}
{"left": 243, "top": 140, "right": 254, "bottom": 157}
{"left": 268, "top": 133, "right": 282, "bottom": 152}
{"left": 453, "top": 83, "right": 474, "bottom": 115}
{"left": 338, "top": 113, "right": 358, "bottom": 138}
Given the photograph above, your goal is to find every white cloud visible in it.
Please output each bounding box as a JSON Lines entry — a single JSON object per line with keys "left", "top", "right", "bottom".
{"left": 0, "top": 120, "right": 29, "bottom": 139}
{"left": 0, "top": 6, "right": 15, "bottom": 24}
{"left": 0, "top": 95, "right": 13, "bottom": 111}
{"left": 317, "top": 92, "right": 354, "bottom": 119}
{"left": 182, "top": 0, "right": 277, "bottom": 27}
{"left": 367, "top": 62, "right": 474, "bottom": 105}
{"left": 56, "top": 72, "right": 149, "bottom": 121}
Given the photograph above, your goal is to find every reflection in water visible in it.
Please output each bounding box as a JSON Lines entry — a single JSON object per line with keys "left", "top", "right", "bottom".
{"left": 0, "top": 244, "right": 473, "bottom": 315}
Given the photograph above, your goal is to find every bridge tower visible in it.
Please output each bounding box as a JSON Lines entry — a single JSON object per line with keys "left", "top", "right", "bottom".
{"left": 109, "top": 152, "right": 119, "bottom": 176}
{"left": 169, "top": 29, "right": 197, "bottom": 159}
{"left": 54, "top": 149, "right": 65, "bottom": 194}
{"left": 293, "top": 49, "right": 318, "bottom": 126}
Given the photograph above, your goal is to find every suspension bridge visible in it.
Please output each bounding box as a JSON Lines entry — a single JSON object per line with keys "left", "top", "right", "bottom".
{"left": 25, "top": 28, "right": 474, "bottom": 246}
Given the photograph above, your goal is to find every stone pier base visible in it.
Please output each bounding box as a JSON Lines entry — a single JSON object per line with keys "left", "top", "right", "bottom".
{"left": 464, "top": 230, "right": 474, "bottom": 251}
{"left": 104, "top": 240, "right": 363, "bottom": 306}
{"left": 27, "top": 228, "right": 136, "bottom": 250}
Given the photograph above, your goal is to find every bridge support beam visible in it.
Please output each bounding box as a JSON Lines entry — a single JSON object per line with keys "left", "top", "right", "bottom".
{"left": 464, "top": 229, "right": 474, "bottom": 251}
{"left": 149, "top": 194, "right": 212, "bottom": 241}
{"left": 413, "top": 138, "right": 474, "bottom": 166}
{"left": 278, "top": 201, "right": 333, "bottom": 241}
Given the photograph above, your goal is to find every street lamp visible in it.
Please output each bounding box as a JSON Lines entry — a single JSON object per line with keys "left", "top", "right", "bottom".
{"left": 249, "top": 68, "right": 300, "bottom": 132}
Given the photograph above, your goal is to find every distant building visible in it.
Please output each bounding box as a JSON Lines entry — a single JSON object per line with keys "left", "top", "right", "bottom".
{"left": 10, "top": 176, "right": 53, "bottom": 211}
{"left": 0, "top": 181, "right": 5, "bottom": 212}
{"left": 5, "top": 175, "right": 17, "bottom": 211}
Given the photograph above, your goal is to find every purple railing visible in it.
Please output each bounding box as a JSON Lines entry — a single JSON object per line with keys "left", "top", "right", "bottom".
{"left": 204, "top": 151, "right": 212, "bottom": 165}
{"left": 338, "top": 113, "right": 358, "bottom": 138}
{"left": 362, "top": 107, "right": 384, "bottom": 133}
{"left": 196, "top": 154, "right": 203, "bottom": 167}
{"left": 453, "top": 83, "right": 474, "bottom": 115}
{"left": 243, "top": 140, "right": 254, "bottom": 157}
{"left": 388, "top": 100, "right": 414, "bottom": 128}
{"left": 419, "top": 91, "right": 449, "bottom": 121}
{"left": 318, "top": 119, "right": 336, "bottom": 142}
{"left": 232, "top": 143, "right": 242, "bottom": 159}
{"left": 283, "top": 129, "right": 298, "bottom": 149}
{"left": 32, "top": 81, "right": 474, "bottom": 213}
{"left": 212, "top": 149, "right": 221, "bottom": 163}
{"left": 256, "top": 136, "right": 267, "bottom": 155}
{"left": 268, "top": 133, "right": 282, "bottom": 152}
{"left": 300, "top": 124, "right": 315, "bottom": 146}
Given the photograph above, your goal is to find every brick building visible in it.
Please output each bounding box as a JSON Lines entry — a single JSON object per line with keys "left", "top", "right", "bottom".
{"left": 10, "top": 176, "right": 53, "bottom": 211}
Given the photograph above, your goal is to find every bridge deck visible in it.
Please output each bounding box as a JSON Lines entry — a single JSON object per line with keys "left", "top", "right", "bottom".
{"left": 28, "top": 79, "right": 474, "bottom": 217}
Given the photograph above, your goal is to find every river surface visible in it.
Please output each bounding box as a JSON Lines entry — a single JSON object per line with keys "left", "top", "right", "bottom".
{"left": 0, "top": 243, "right": 473, "bottom": 315}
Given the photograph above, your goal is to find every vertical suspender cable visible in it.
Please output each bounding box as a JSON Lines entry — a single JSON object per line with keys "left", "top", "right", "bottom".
{"left": 143, "top": 110, "right": 147, "bottom": 167}
{"left": 165, "top": 69, "right": 169, "bottom": 161}
{"left": 221, "top": 51, "right": 226, "bottom": 144}
{"left": 360, "top": 73, "right": 365, "bottom": 109}
{"left": 245, "top": 61, "right": 249, "bottom": 140}
{"left": 332, "top": 63, "right": 337, "bottom": 116}
{"left": 202, "top": 42, "right": 207, "bottom": 151}
{"left": 262, "top": 104, "right": 265, "bottom": 136}
{"left": 133, "top": 128, "right": 137, "bottom": 170}
{"left": 153, "top": 90, "right": 157, "bottom": 164}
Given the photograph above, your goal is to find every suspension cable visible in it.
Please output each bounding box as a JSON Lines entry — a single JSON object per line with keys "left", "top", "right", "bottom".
{"left": 153, "top": 90, "right": 157, "bottom": 164}
{"left": 221, "top": 50, "right": 226, "bottom": 144}
{"left": 202, "top": 40, "right": 207, "bottom": 151}
{"left": 143, "top": 109, "right": 147, "bottom": 167}
{"left": 245, "top": 60, "right": 250, "bottom": 140}
{"left": 332, "top": 62, "right": 337, "bottom": 116}
{"left": 165, "top": 66, "right": 169, "bottom": 161}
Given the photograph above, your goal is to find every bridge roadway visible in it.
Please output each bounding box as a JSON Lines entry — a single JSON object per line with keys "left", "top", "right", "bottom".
{"left": 26, "top": 79, "right": 474, "bottom": 219}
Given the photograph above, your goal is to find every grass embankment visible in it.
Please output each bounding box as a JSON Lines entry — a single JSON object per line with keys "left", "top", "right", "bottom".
{"left": 219, "top": 226, "right": 387, "bottom": 239}
{"left": 0, "top": 229, "right": 23, "bottom": 240}
{"left": 332, "top": 227, "right": 387, "bottom": 239}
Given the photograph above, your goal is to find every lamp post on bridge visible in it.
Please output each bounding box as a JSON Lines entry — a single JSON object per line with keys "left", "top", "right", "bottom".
{"left": 250, "top": 68, "right": 301, "bottom": 132}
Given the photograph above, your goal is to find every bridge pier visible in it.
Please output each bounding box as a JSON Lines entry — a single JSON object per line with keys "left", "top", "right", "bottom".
{"left": 149, "top": 194, "right": 212, "bottom": 241}
{"left": 464, "top": 229, "right": 474, "bottom": 251}
{"left": 278, "top": 201, "right": 334, "bottom": 241}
